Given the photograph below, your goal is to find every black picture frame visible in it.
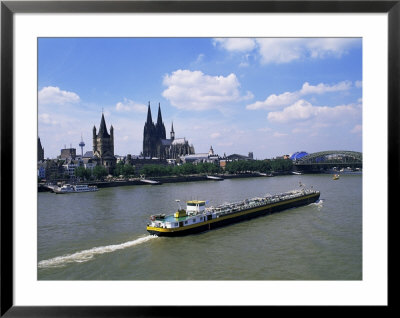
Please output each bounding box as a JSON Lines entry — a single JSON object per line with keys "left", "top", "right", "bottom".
{"left": 1, "top": 0, "right": 395, "bottom": 316}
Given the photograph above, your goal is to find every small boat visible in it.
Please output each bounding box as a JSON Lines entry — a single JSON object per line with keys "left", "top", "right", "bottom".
{"left": 140, "top": 179, "right": 161, "bottom": 185}
{"left": 54, "top": 184, "right": 75, "bottom": 194}
{"left": 54, "top": 184, "right": 98, "bottom": 193}
{"left": 206, "top": 175, "right": 224, "bottom": 181}
{"left": 258, "top": 172, "right": 274, "bottom": 177}
{"left": 292, "top": 171, "right": 303, "bottom": 175}
{"left": 73, "top": 184, "right": 99, "bottom": 192}
{"left": 333, "top": 174, "right": 340, "bottom": 180}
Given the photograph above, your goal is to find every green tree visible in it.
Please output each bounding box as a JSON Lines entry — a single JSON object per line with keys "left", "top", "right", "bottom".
{"left": 92, "top": 165, "right": 107, "bottom": 180}
{"left": 270, "top": 159, "right": 293, "bottom": 172}
{"left": 181, "top": 163, "right": 197, "bottom": 175}
{"left": 122, "top": 163, "right": 135, "bottom": 177}
{"left": 75, "top": 166, "right": 91, "bottom": 180}
{"left": 113, "top": 161, "right": 125, "bottom": 177}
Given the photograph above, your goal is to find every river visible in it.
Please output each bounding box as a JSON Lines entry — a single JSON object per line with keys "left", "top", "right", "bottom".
{"left": 37, "top": 174, "right": 362, "bottom": 280}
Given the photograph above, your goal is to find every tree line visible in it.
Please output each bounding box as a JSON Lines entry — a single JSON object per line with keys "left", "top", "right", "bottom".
{"left": 224, "top": 159, "right": 292, "bottom": 174}
{"left": 74, "top": 159, "right": 293, "bottom": 180}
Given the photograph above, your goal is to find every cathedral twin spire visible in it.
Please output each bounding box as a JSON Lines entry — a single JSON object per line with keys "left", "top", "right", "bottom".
{"left": 146, "top": 102, "right": 153, "bottom": 124}
{"left": 142, "top": 102, "right": 195, "bottom": 159}
{"left": 143, "top": 102, "right": 169, "bottom": 157}
{"left": 145, "top": 102, "right": 166, "bottom": 138}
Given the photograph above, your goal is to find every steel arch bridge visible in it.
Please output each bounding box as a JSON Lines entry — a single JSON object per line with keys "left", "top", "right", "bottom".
{"left": 293, "top": 150, "right": 362, "bottom": 171}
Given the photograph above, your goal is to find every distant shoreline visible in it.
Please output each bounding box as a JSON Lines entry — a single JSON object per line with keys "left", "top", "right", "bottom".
{"left": 38, "top": 170, "right": 362, "bottom": 192}
{"left": 38, "top": 172, "right": 295, "bottom": 191}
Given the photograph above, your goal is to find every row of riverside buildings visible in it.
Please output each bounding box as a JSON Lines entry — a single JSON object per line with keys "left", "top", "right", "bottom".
{"left": 38, "top": 103, "right": 254, "bottom": 181}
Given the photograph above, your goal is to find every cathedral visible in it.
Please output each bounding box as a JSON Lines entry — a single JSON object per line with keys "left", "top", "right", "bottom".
{"left": 92, "top": 113, "right": 116, "bottom": 171}
{"left": 142, "top": 103, "right": 195, "bottom": 159}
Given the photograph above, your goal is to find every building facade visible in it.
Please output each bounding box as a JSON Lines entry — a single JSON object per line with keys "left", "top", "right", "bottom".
{"left": 60, "top": 148, "right": 76, "bottom": 160}
{"left": 93, "top": 113, "right": 116, "bottom": 172}
{"left": 142, "top": 103, "right": 194, "bottom": 159}
{"left": 181, "top": 146, "right": 219, "bottom": 164}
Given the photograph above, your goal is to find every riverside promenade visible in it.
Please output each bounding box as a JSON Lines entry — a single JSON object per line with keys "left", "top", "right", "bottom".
{"left": 38, "top": 172, "right": 286, "bottom": 191}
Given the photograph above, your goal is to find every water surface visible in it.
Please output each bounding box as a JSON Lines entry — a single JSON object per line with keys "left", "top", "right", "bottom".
{"left": 38, "top": 174, "right": 362, "bottom": 280}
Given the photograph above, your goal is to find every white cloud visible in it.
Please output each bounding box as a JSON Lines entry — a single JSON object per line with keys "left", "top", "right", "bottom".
{"left": 162, "top": 69, "right": 253, "bottom": 111}
{"left": 115, "top": 98, "right": 147, "bottom": 113}
{"left": 213, "top": 38, "right": 360, "bottom": 65}
{"left": 256, "top": 38, "right": 360, "bottom": 64}
{"left": 268, "top": 100, "right": 315, "bottom": 123}
{"left": 39, "top": 86, "right": 80, "bottom": 105}
{"left": 256, "top": 39, "right": 304, "bottom": 64}
{"left": 246, "top": 81, "right": 353, "bottom": 110}
{"left": 239, "top": 54, "right": 251, "bottom": 68}
{"left": 246, "top": 91, "right": 299, "bottom": 110}
{"left": 305, "top": 38, "right": 359, "bottom": 58}
{"left": 267, "top": 99, "right": 360, "bottom": 124}
{"left": 300, "top": 81, "right": 352, "bottom": 95}
{"left": 355, "top": 80, "right": 362, "bottom": 88}
{"left": 213, "top": 38, "right": 256, "bottom": 52}
{"left": 210, "top": 132, "right": 221, "bottom": 139}
{"left": 39, "top": 113, "right": 58, "bottom": 125}
{"left": 273, "top": 132, "right": 288, "bottom": 137}
{"left": 194, "top": 53, "right": 205, "bottom": 63}
{"left": 351, "top": 124, "right": 362, "bottom": 134}
{"left": 257, "top": 127, "right": 272, "bottom": 132}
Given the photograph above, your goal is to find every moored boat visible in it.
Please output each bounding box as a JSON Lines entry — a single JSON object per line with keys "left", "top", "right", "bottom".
{"left": 206, "top": 175, "right": 224, "bottom": 180}
{"left": 53, "top": 184, "right": 75, "bottom": 194}
{"left": 54, "top": 184, "right": 98, "bottom": 193}
{"left": 292, "top": 171, "right": 303, "bottom": 175}
{"left": 73, "top": 184, "right": 99, "bottom": 192}
{"left": 147, "top": 186, "right": 320, "bottom": 236}
{"left": 333, "top": 174, "right": 340, "bottom": 180}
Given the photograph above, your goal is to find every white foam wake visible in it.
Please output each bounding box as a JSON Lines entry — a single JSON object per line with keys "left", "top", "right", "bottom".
{"left": 38, "top": 235, "right": 157, "bottom": 269}
{"left": 310, "top": 199, "right": 324, "bottom": 209}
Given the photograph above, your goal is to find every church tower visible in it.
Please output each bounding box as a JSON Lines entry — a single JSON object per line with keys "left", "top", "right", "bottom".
{"left": 143, "top": 102, "right": 157, "bottom": 157}
{"left": 155, "top": 103, "right": 166, "bottom": 140}
{"left": 141, "top": 103, "right": 195, "bottom": 160}
{"left": 92, "top": 125, "right": 97, "bottom": 153}
{"left": 93, "top": 112, "right": 115, "bottom": 171}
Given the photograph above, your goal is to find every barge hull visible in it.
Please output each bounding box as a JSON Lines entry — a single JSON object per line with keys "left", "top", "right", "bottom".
{"left": 147, "top": 192, "right": 320, "bottom": 237}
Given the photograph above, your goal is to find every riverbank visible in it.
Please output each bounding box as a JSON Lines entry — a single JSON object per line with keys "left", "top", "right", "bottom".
{"left": 39, "top": 169, "right": 362, "bottom": 192}
{"left": 38, "top": 172, "right": 293, "bottom": 191}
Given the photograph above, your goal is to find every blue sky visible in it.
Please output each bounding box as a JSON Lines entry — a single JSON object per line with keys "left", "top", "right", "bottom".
{"left": 38, "top": 37, "right": 362, "bottom": 159}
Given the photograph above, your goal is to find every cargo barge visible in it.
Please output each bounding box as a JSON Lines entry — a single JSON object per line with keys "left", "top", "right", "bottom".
{"left": 146, "top": 186, "right": 320, "bottom": 236}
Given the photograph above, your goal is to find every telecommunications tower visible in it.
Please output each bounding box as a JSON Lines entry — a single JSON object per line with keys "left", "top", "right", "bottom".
{"left": 79, "top": 134, "right": 85, "bottom": 157}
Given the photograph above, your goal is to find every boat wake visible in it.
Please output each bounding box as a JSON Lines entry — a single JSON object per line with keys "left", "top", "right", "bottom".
{"left": 310, "top": 199, "right": 324, "bottom": 210}
{"left": 38, "top": 235, "right": 158, "bottom": 269}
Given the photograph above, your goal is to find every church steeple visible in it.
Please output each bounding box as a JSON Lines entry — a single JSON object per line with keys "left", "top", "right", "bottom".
{"left": 143, "top": 102, "right": 157, "bottom": 157}
{"left": 146, "top": 102, "right": 153, "bottom": 124}
{"left": 92, "top": 112, "right": 115, "bottom": 171}
{"left": 155, "top": 103, "right": 166, "bottom": 139}
{"left": 157, "top": 103, "right": 163, "bottom": 125}
{"left": 170, "top": 122, "right": 175, "bottom": 140}
{"left": 98, "top": 113, "right": 110, "bottom": 137}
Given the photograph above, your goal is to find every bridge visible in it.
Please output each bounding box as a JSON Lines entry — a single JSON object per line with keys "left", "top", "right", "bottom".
{"left": 292, "top": 150, "right": 362, "bottom": 172}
